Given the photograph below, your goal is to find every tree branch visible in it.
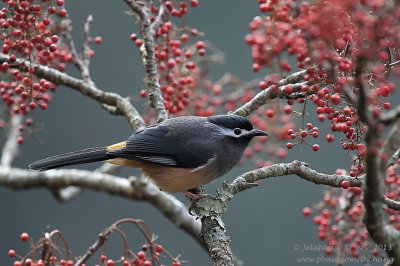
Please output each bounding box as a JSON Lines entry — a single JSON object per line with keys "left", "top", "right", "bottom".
{"left": 0, "top": 53, "right": 145, "bottom": 131}
{"left": 229, "top": 161, "right": 360, "bottom": 194}
{"left": 232, "top": 70, "right": 311, "bottom": 117}
{"left": 1, "top": 114, "right": 22, "bottom": 168}
{"left": 384, "top": 197, "right": 400, "bottom": 211}
{"left": 381, "top": 120, "right": 400, "bottom": 173}
{"left": 193, "top": 160, "right": 358, "bottom": 266}
{"left": 80, "top": 14, "right": 94, "bottom": 84}
{"left": 381, "top": 104, "right": 400, "bottom": 125}
{"left": 59, "top": 19, "right": 82, "bottom": 71}
{"left": 0, "top": 167, "right": 205, "bottom": 251}
{"left": 123, "top": 0, "right": 168, "bottom": 122}
{"left": 363, "top": 123, "right": 400, "bottom": 263}
{"left": 355, "top": 62, "right": 400, "bottom": 263}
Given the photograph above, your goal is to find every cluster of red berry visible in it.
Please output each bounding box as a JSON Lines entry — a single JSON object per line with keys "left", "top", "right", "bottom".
{"left": 8, "top": 231, "right": 182, "bottom": 266}
{"left": 135, "top": 0, "right": 204, "bottom": 114}
{"left": 302, "top": 183, "right": 378, "bottom": 258}
{"left": 244, "top": 0, "right": 399, "bottom": 164}
{"left": 0, "top": 0, "right": 73, "bottom": 142}
{"left": 302, "top": 160, "right": 400, "bottom": 259}
{"left": 98, "top": 245, "right": 181, "bottom": 266}
{"left": 242, "top": 0, "right": 400, "bottom": 259}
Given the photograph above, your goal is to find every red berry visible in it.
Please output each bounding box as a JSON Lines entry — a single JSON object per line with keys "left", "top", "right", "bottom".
{"left": 167, "top": 58, "right": 175, "bottom": 68}
{"left": 252, "top": 63, "right": 261, "bottom": 72}
{"left": 8, "top": 249, "right": 16, "bottom": 257}
{"left": 383, "top": 102, "right": 391, "bottom": 109}
{"left": 302, "top": 207, "right": 312, "bottom": 217}
{"left": 155, "top": 245, "right": 164, "bottom": 253}
{"left": 300, "top": 131, "right": 308, "bottom": 138}
{"left": 58, "top": 64, "right": 66, "bottom": 71}
{"left": 50, "top": 44, "right": 57, "bottom": 52}
{"left": 325, "top": 134, "right": 334, "bottom": 142}
{"left": 258, "top": 80, "right": 268, "bottom": 90}
{"left": 371, "top": 249, "right": 379, "bottom": 256}
{"left": 106, "top": 259, "right": 115, "bottom": 266}
{"left": 94, "top": 36, "right": 103, "bottom": 44}
{"left": 17, "top": 136, "right": 26, "bottom": 145}
{"left": 259, "top": 3, "right": 272, "bottom": 12}
{"left": 312, "top": 144, "right": 319, "bottom": 151}
{"left": 317, "top": 107, "right": 325, "bottom": 114}
{"left": 51, "top": 35, "right": 60, "bottom": 43}
{"left": 134, "top": 39, "right": 143, "bottom": 47}
{"left": 58, "top": 9, "right": 68, "bottom": 17}
{"left": 265, "top": 109, "right": 274, "bottom": 118}
{"left": 283, "top": 105, "right": 293, "bottom": 114}
{"left": 172, "top": 261, "right": 181, "bottom": 266}
{"left": 140, "top": 89, "right": 147, "bottom": 97}
{"left": 195, "top": 41, "right": 205, "bottom": 49}
{"left": 190, "top": 0, "right": 199, "bottom": 7}
{"left": 325, "top": 247, "right": 334, "bottom": 256}
{"left": 40, "top": 103, "right": 48, "bottom": 110}
{"left": 130, "top": 34, "right": 137, "bottom": 41}
{"left": 339, "top": 61, "right": 351, "bottom": 72}
{"left": 100, "top": 255, "right": 107, "bottom": 262}
{"left": 286, "top": 142, "right": 294, "bottom": 149}
{"left": 198, "top": 48, "right": 206, "bottom": 56}
{"left": 56, "top": 0, "right": 64, "bottom": 6}
{"left": 43, "top": 18, "right": 50, "bottom": 25}
{"left": 283, "top": 86, "right": 293, "bottom": 94}
{"left": 181, "top": 34, "right": 189, "bottom": 42}
{"left": 20, "top": 232, "right": 29, "bottom": 241}
{"left": 185, "top": 61, "right": 195, "bottom": 69}
{"left": 341, "top": 181, "right": 349, "bottom": 189}
{"left": 137, "top": 251, "right": 146, "bottom": 260}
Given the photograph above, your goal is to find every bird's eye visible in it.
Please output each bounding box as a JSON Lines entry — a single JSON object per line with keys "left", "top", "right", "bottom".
{"left": 233, "top": 128, "right": 242, "bottom": 135}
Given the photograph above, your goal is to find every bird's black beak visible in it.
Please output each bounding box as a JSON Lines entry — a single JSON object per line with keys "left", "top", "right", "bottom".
{"left": 249, "top": 129, "right": 268, "bottom": 137}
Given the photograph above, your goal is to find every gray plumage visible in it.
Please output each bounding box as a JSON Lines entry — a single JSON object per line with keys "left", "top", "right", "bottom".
{"left": 29, "top": 115, "right": 268, "bottom": 193}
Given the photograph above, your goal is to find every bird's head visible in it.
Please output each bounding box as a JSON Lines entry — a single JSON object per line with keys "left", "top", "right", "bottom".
{"left": 207, "top": 115, "right": 268, "bottom": 140}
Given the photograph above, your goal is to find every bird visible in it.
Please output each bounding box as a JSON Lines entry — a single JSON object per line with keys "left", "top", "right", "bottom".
{"left": 29, "top": 115, "right": 268, "bottom": 194}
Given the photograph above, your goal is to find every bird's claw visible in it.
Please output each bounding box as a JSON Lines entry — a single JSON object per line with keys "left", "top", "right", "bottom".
{"left": 183, "top": 190, "right": 212, "bottom": 215}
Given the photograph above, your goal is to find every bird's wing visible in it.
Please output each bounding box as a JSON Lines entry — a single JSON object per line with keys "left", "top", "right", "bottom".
{"left": 106, "top": 126, "right": 214, "bottom": 168}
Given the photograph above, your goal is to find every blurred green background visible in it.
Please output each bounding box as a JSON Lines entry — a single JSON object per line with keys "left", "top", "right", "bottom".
{"left": 1, "top": 0, "right": 358, "bottom": 265}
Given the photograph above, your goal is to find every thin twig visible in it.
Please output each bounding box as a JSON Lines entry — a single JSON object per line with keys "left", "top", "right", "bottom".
{"left": 59, "top": 19, "right": 82, "bottom": 71}
{"left": 123, "top": 0, "right": 168, "bottom": 122}
{"left": 81, "top": 15, "right": 94, "bottom": 84}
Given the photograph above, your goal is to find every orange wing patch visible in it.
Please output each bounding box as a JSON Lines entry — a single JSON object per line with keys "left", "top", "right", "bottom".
{"left": 106, "top": 141, "right": 142, "bottom": 168}
{"left": 106, "top": 141, "right": 127, "bottom": 151}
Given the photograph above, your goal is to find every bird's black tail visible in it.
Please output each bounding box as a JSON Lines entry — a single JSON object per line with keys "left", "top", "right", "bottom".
{"left": 28, "top": 147, "right": 109, "bottom": 171}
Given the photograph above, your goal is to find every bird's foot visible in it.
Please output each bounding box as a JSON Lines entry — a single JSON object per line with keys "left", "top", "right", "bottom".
{"left": 183, "top": 187, "right": 212, "bottom": 215}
